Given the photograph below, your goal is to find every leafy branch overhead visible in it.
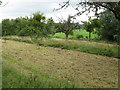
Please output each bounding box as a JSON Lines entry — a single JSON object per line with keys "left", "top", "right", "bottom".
{"left": 55, "top": 0, "right": 120, "bottom": 21}
{"left": 0, "top": 0, "right": 9, "bottom": 7}
{"left": 0, "top": 1, "right": 2, "bottom": 5}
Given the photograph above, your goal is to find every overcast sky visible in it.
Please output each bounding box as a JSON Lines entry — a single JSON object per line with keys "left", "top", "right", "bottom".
{"left": 0, "top": 0, "right": 96, "bottom": 23}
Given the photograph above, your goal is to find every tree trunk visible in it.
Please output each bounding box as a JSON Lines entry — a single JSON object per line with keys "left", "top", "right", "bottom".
{"left": 89, "top": 32, "right": 91, "bottom": 41}
{"left": 65, "top": 33, "right": 69, "bottom": 40}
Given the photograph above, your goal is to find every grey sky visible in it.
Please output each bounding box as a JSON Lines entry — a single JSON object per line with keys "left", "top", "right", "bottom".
{"left": 0, "top": 0, "right": 96, "bottom": 23}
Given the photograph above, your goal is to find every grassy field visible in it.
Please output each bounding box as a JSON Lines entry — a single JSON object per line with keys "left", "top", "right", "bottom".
{"left": 2, "top": 38, "right": 119, "bottom": 88}
{"left": 53, "top": 29, "right": 99, "bottom": 39}
{"left": 3, "top": 37, "right": 119, "bottom": 58}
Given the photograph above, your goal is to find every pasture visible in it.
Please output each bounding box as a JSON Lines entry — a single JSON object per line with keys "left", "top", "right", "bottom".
{"left": 2, "top": 38, "right": 119, "bottom": 88}
{"left": 1, "top": 1, "right": 120, "bottom": 89}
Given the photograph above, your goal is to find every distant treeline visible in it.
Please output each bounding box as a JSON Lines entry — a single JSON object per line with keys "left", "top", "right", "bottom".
{"left": 1, "top": 10, "right": 120, "bottom": 41}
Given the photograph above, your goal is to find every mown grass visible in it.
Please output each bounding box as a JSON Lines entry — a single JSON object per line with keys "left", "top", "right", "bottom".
{"left": 2, "top": 37, "right": 119, "bottom": 58}
{"left": 2, "top": 39, "right": 118, "bottom": 88}
{"left": 3, "top": 57, "right": 76, "bottom": 88}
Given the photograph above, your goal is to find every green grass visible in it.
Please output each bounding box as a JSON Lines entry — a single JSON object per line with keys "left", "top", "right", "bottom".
{"left": 53, "top": 29, "right": 99, "bottom": 39}
{"left": 37, "top": 39, "right": 119, "bottom": 58}
{"left": 2, "top": 38, "right": 118, "bottom": 88}
{"left": 73, "top": 29, "right": 99, "bottom": 39}
{"left": 3, "top": 57, "right": 76, "bottom": 88}
{"left": 3, "top": 37, "right": 119, "bottom": 58}
{"left": 53, "top": 32, "right": 66, "bottom": 38}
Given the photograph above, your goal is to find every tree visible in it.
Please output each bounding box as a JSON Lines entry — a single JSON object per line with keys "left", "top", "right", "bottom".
{"left": 0, "top": 0, "right": 8, "bottom": 7}
{"left": 2, "top": 19, "right": 12, "bottom": 36}
{"left": 0, "top": 1, "right": 2, "bottom": 5}
{"left": 55, "top": 1, "right": 120, "bottom": 22}
{"left": 83, "top": 21, "right": 93, "bottom": 40}
{"left": 83, "top": 18, "right": 100, "bottom": 40}
{"left": 57, "top": 15, "right": 75, "bottom": 39}
{"left": 97, "top": 10, "right": 120, "bottom": 41}
{"left": 30, "top": 12, "right": 56, "bottom": 39}
{"left": 45, "top": 17, "right": 56, "bottom": 37}
{"left": 30, "top": 12, "right": 46, "bottom": 39}
{"left": 2, "top": 12, "right": 56, "bottom": 39}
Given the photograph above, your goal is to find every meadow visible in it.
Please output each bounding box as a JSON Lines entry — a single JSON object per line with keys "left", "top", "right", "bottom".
{"left": 3, "top": 36, "right": 119, "bottom": 58}
{"left": 1, "top": 1, "right": 120, "bottom": 88}
{"left": 2, "top": 39, "right": 118, "bottom": 88}
{"left": 2, "top": 27, "right": 119, "bottom": 88}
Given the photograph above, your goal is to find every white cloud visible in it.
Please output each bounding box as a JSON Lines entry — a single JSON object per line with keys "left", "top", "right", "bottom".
{"left": 0, "top": 0, "right": 99, "bottom": 23}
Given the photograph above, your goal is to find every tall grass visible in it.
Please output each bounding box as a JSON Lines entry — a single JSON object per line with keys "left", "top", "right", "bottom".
{"left": 3, "top": 58, "right": 76, "bottom": 88}
{"left": 2, "top": 37, "right": 119, "bottom": 58}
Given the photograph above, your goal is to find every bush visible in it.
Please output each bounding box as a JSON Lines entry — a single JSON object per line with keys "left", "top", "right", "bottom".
{"left": 76, "top": 35, "right": 83, "bottom": 39}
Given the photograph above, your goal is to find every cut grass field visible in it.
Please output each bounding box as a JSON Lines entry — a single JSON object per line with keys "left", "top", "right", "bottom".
{"left": 2, "top": 40, "right": 118, "bottom": 88}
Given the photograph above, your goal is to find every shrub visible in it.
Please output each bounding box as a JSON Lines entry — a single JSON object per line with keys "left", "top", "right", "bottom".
{"left": 76, "top": 35, "right": 83, "bottom": 39}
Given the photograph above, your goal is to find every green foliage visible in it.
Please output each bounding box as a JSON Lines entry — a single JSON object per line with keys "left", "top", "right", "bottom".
{"left": 82, "top": 18, "right": 101, "bottom": 40}
{"left": 76, "top": 35, "right": 83, "bottom": 39}
{"left": 31, "top": 12, "right": 47, "bottom": 38}
{"left": 53, "top": 29, "right": 99, "bottom": 39}
{"left": 2, "top": 12, "right": 56, "bottom": 39}
{"left": 98, "top": 10, "right": 120, "bottom": 41}
{"left": 73, "top": 29, "right": 89, "bottom": 37}
{"left": 45, "top": 17, "right": 56, "bottom": 36}
{"left": 53, "top": 32, "right": 66, "bottom": 38}
{"left": 2, "top": 19, "right": 16, "bottom": 36}
{"left": 56, "top": 15, "right": 75, "bottom": 39}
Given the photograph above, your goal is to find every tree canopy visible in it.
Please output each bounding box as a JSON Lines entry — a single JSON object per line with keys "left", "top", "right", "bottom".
{"left": 0, "top": 1, "right": 2, "bottom": 5}
{"left": 56, "top": 1, "right": 120, "bottom": 21}
{"left": 82, "top": 18, "right": 100, "bottom": 40}
{"left": 97, "top": 10, "right": 120, "bottom": 41}
{"left": 2, "top": 12, "right": 56, "bottom": 39}
{"left": 56, "top": 15, "right": 75, "bottom": 39}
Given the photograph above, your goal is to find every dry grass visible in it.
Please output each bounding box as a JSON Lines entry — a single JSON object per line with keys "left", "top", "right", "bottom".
{"left": 2, "top": 40, "right": 118, "bottom": 88}
{"left": 52, "top": 38, "right": 118, "bottom": 47}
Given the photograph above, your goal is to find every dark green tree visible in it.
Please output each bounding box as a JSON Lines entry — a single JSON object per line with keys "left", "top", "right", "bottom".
{"left": 45, "top": 17, "right": 56, "bottom": 37}
{"left": 31, "top": 12, "right": 46, "bottom": 39}
{"left": 2, "top": 12, "right": 56, "bottom": 40}
{"left": 83, "top": 18, "right": 100, "bottom": 40}
{"left": 98, "top": 10, "right": 120, "bottom": 41}
{"left": 2, "top": 19, "right": 12, "bottom": 36}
